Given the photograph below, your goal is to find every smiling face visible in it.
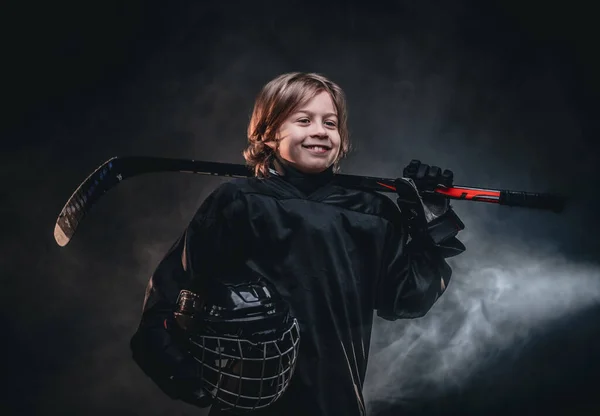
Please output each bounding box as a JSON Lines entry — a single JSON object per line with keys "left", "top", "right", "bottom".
{"left": 267, "top": 90, "right": 341, "bottom": 174}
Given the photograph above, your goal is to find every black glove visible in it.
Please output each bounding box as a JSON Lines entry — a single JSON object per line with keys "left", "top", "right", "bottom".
{"left": 396, "top": 160, "right": 465, "bottom": 257}
{"left": 402, "top": 159, "right": 453, "bottom": 221}
{"left": 395, "top": 160, "right": 451, "bottom": 227}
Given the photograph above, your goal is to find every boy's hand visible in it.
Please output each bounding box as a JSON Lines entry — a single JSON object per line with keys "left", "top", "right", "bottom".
{"left": 402, "top": 159, "right": 453, "bottom": 190}
{"left": 401, "top": 160, "right": 453, "bottom": 222}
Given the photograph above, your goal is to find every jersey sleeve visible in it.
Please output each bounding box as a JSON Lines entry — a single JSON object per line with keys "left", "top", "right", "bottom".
{"left": 129, "top": 182, "right": 247, "bottom": 407}
{"left": 375, "top": 218, "right": 453, "bottom": 320}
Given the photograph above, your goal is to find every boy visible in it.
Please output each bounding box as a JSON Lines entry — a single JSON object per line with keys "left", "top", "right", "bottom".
{"left": 131, "top": 72, "right": 465, "bottom": 415}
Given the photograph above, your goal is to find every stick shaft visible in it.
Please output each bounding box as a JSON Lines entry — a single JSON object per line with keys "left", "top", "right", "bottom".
{"left": 54, "top": 156, "right": 566, "bottom": 247}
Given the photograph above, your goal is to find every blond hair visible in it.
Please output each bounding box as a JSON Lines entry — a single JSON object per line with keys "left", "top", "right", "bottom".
{"left": 244, "top": 72, "right": 350, "bottom": 177}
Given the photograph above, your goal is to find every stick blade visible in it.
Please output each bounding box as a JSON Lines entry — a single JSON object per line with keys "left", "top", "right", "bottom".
{"left": 54, "top": 222, "right": 71, "bottom": 247}
{"left": 54, "top": 156, "right": 124, "bottom": 247}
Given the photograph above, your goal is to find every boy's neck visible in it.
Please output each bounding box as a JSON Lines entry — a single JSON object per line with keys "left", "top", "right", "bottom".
{"left": 270, "top": 157, "right": 334, "bottom": 194}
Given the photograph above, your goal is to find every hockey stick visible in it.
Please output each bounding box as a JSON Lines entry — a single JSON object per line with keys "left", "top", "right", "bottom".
{"left": 54, "top": 156, "right": 567, "bottom": 247}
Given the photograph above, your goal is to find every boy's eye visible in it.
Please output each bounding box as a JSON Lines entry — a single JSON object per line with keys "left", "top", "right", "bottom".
{"left": 298, "top": 118, "right": 310, "bottom": 123}
{"left": 325, "top": 121, "right": 337, "bottom": 127}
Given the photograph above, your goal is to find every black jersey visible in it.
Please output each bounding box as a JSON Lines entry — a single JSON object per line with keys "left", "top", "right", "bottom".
{"left": 131, "top": 161, "right": 456, "bottom": 416}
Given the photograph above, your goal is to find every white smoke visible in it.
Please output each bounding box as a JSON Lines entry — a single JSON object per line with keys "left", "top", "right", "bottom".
{"left": 364, "top": 220, "right": 600, "bottom": 407}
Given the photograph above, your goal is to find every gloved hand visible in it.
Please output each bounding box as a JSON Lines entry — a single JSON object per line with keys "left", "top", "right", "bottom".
{"left": 402, "top": 160, "right": 453, "bottom": 222}
{"left": 395, "top": 160, "right": 465, "bottom": 256}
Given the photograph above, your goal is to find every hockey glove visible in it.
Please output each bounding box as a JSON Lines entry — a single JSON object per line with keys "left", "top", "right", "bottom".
{"left": 396, "top": 160, "right": 465, "bottom": 257}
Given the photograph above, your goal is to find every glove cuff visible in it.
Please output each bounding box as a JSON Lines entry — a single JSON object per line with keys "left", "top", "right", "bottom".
{"left": 406, "top": 207, "right": 466, "bottom": 258}
{"left": 427, "top": 208, "right": 465, "bottom": 245}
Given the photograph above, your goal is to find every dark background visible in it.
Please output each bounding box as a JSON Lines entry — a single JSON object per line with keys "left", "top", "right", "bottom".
{"left": 3, "top": 1, "right": 600, "bottom": 415}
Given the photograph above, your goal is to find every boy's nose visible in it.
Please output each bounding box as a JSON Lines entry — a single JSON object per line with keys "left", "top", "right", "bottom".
{"left": 311, "top": 122, "right": 328, "bottom": 137}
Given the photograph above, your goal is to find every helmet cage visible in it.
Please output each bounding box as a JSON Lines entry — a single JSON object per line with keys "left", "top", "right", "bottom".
{"left": 187, "top": 318, "right": 300, "bottom": 413}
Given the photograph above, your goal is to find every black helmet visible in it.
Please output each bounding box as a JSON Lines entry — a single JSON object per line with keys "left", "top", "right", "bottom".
{"left": 174, "top": 273, "right": 300, "bottom": 414}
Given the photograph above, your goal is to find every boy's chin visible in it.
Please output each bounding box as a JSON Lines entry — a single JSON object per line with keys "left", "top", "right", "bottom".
{"left": 296, "top": 161, "right": 332, "bottom": 174}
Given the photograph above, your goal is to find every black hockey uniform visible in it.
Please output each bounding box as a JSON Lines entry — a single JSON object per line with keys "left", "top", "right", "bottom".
{"left": 130, "top": 160, "right": 463, "bottom": 416}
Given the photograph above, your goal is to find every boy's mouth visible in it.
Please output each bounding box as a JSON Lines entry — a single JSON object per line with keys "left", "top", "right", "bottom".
{"left": 302, "top": 145, "right": 331, "bottom": 153}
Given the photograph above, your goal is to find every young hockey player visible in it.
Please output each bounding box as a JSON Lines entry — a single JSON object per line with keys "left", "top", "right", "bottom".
{"left": 130, "top": 72, "right": 465, "bottom": 416}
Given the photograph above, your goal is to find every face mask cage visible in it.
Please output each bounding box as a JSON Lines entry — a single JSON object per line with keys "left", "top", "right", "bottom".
{"left": 188, "top": 318, "right": 300, "bottom": 414}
